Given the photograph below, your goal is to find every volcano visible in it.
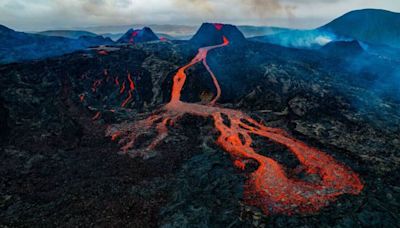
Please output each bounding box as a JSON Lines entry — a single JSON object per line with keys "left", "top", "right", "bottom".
{"left": 117, "top": 27, "right": 159, "bottom": 44}
{"left": 190, "top": 23, "right": 246, "bottom": 46}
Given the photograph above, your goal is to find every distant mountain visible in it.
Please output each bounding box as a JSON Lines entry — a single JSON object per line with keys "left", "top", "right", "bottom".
{"left": 78, "top": 24, "right": 288, "bottom": 40}
{"left": 319, "top": 9, "right": 400, "bottom": 48}
{"left": 190, "top": 23, "right": 246, "bottom": 46}
{"left": 249, "top": 29, "right": 336, "bottom": 49}
{"left": 77, "top": 35, "right": 114, "bottom": 46}
{"left": 100, "top": 33, "right": 124, "bottom": 41}
{"left": 0, "top": 25, "right": 113, "bottom": 64}
{"left": 37, "top": 30, "right": 98, "bottom": 39}
{"left": 237, "top": 26, "right": 291, "bottom": 38}
{"left": 81, "top": 24, "right": 197, "bottom": 37}
{"left": 117, "top": 27, "right": 159, "bottom": 43}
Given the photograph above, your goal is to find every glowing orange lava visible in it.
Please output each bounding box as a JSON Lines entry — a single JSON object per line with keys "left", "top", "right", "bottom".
{"left": 121, "top": 91, "right": 132, "bottom": 108}
{"left": 106, "top": 25, "right": 363, "bottom": 215}
{"left": 120, "top": 73, "right": 135, "bottom": 108}
{"left": 128, "top": 73, "right": 135, "bottom": 90}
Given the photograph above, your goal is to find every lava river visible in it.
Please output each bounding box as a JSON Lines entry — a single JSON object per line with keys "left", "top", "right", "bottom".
{"left": 107, "top": 26, "right": 363, "bottom": 215}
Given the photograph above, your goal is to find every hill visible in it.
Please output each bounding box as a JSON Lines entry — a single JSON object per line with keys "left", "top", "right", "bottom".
{"left": 319, "top": 9, "right": 400, "bottom": 48}
{"left": 37, "top": 30, "right": 98, "bottom": 39}
{"left": 0, "top": 25, "right": 113, "bottom": 64}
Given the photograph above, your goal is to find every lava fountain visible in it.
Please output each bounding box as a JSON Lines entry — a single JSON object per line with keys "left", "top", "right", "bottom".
{"left": 106, "top": 25, "right": 363, "bottom": 215}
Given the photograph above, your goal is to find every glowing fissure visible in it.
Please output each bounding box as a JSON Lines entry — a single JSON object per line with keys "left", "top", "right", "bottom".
{"left": 128, "top": 73, "right": 135, "bottom": 90}
{"left": 115, "top": 76, "right": 120, "bottom": 86}
{"left": 121, "top": 73, "right": 135, "bottom": 107}
{"left": 120, "top": 81, "right": 126, "bottom": 94}
{"left": 121, "top": 91, "right": 133, "bottom": 108}
{"left": 106, "top": 25, "right": 363, "bottom": 215}
{"left": 92, "top": 79, "right": 102, "bottom": 93}
{"left": 81, "top": 71, "right": 138, "bottom": 122}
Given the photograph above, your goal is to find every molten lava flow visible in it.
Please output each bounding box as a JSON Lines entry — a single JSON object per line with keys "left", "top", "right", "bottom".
{"left": 107, "top": 28, "right": 363, "bottom": 215}
{"left": 121, "top": 91, "right": 132, "bottom": 108}
{"left": 170, "top": 36, "right": 229, "bottom": 103}
{"left": 128, "top": 73, "right": 135, "bottom": 90}
{"left": 120, "top": 73, "right": 135, "bottom": 108}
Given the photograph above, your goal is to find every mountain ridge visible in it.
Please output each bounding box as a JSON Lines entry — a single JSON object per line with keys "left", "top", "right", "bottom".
{"left": 37, "top": 30, "right": 98, "bottom": 39}
{"left": 0, "top": 24, "right": 113, "bottom": 64}
{"left": 319, "top": 9, "right": 400, "bottom": 48}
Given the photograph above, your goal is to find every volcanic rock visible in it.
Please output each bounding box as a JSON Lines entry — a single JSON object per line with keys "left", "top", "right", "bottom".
{"left": 0, "top": 97, "right": 9, "bottom": 143}
{"left": 190, "top": 23, "right": 246, "bottom": 46}
{"left": 117, "top": 27, "right": 159, "bottom": 43}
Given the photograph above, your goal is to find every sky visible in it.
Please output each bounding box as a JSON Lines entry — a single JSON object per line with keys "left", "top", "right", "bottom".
{"left": 0, "top": 0, "right": 399, "bottom": 31}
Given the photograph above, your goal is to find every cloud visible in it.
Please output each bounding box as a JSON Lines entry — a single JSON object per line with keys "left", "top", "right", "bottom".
{"left": 239, "top": 0, "right": 285, "bottom": 17}
{"left": 0, "top": 0, "right": 399, "bottom": 31}
{"left": 173, "top": 0, "right": 289, "bottom": 18}
{"left": 174, "top": 0, "right": 214, "bottom": 13}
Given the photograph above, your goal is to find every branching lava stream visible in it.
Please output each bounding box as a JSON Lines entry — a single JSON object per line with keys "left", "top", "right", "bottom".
{"left": 107, "top": 25, "right": 363, "bottom": 215}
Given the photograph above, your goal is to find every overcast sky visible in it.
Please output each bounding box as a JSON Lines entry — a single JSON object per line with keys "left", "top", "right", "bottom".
{"left": 1, "top": 0, "right": 399, "bottom": 31}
